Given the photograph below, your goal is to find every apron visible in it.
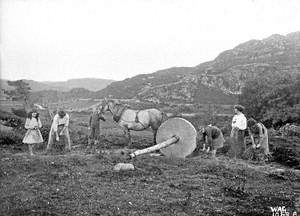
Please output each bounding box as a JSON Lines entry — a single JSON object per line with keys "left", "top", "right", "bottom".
{"left": 230, "top": 128, "right": 246, "bottom": 158}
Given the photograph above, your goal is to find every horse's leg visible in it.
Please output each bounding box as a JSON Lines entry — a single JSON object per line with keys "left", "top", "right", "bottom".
{"left": 151, "top": 113, "right": 162, "bottom": 145}
{"left": 126, "top": 128, "right": 132, "bottom": 148}
{"left": 123, "top": 127, "right": 132, "bottom": 148}
{"left": 153, "top": 128, "right": 157, "bottom": 145}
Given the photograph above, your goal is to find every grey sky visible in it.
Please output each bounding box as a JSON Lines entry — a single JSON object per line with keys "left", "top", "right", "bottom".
{"left": 1, "top": 0, "right": 300, "bottom": 81}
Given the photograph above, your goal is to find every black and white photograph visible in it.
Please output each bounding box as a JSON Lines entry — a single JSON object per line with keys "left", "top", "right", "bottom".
{"left": 0, "top": 0, "right": 299, "bottom": 215}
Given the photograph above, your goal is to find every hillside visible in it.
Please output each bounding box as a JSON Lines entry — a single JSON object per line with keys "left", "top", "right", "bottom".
{"left": 94, "top": 67, "right": 194, "bottom": 99}
{"left": 0, "top": 79, "right": 65, "bottom": 92}
{"left": 192, "top": 32, "right": 300, "bottom": 94}
{"left": 29, "top": 88, "right": 95, "bottom": 104}
{"left": 2, "top": 31, "right": 299, "bottom": 105}
{"left": 0, "top": 78, "right": 114, "bottom": 92}
{"left": 95, "top": 31, "right": 300, "bottom": 104}
{"left": 94, "top": 67, "right": 237, "bottom": 104}
{"left": 43, "top": 78, "right": 114, "bottom": 91}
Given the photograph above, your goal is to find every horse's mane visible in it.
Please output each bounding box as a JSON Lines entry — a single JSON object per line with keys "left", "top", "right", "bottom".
{"left": 104, "top": 100, "right": 130, "bottom": 122}
{"left": 107, "top": 100, "right": 130, "bottom": 109}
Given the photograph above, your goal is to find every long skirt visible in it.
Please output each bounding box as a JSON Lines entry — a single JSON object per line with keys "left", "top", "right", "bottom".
{"left": 230, "top": 128, "right": 246, "bottom": 158}
{"left": 47, "top": 125, "right": 71, "bottom": 150}
{"left": 23, "top": 129, "right": 43, "bottom": 144}
{"left": 254, "top": 133, "right": 269, "bottom": 155}
{"left": 209, "top": 132, "right": 225, "bottom": 150}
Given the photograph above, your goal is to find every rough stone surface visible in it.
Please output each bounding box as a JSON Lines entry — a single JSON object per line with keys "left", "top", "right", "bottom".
{"left": 113, "top": 163, "right": 135, "bottom": 171}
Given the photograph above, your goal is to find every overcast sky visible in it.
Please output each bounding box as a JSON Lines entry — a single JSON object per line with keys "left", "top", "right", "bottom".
{"left": 1, "top": 0, "right": 300, "bottom": 81}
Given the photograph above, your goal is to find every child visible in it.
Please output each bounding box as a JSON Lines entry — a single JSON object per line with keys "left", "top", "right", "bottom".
{"left": 23, "top": 109, "right": 43, "bottom": 156}
{"left": 86, "top": 105, "right": 106, "bottom": 153}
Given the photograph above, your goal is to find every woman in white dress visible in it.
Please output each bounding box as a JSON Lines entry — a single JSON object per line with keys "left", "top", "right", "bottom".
{"left": 22, "top": 109, "right": 43, "bottom": 156}
{"left": 230, "top": 105, "right": 247, "bottom": 158}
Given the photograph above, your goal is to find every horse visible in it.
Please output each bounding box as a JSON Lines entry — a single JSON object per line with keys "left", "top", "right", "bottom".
{"left": 100, "top": 99, "right": 167, "bottom": 147}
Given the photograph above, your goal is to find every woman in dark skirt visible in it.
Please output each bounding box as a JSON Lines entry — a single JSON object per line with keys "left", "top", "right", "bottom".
{"left": 201, "top": 125, "right": 225, "bottom": 160}
{"left": 247, "top": 118, "right": 269, "bottom": 155}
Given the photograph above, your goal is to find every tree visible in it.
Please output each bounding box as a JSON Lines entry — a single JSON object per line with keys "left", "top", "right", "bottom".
{"left": 239, "top": 74, "right": 300, "bottom": 128}
{"left": 262, "top": 75, "right": 300, "bottom": 126}
{"left": 5, "top": 80, "right": 32, "bottom": 110}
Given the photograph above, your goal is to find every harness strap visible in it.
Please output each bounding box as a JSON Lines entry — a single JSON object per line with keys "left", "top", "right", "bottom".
{"left": 135, "top": 110, "right": 140, "bottom": 123}
{"left": 111, "top": 104, "right": 147, "bottom": 130}
{"left": 135, "top": 110, "right": 147, "bottom": 129}
{"left": 113, "top": 106, "right": 128, "bottom": 123}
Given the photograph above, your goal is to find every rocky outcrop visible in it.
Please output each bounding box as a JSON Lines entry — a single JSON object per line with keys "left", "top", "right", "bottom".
{"left": 192, "top": 31, "right": 300, "bottom": 94}
{"left": 195, "top": 63, "right": 300, "bottom": 94}
{"left": 96, "top": 31, "right": 300, "bottom": 104}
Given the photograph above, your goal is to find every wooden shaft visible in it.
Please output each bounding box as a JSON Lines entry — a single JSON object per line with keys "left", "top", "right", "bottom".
{"left": 130, "top": 135, "right": 179, "bottom": 158}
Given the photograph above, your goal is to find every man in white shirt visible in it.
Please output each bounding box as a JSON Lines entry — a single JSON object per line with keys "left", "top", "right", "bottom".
{"left": 230, "top": 105, "right": 247, "bottom": 158}
{"left": 46, "top": 109, "right": 71, "bottom": 151}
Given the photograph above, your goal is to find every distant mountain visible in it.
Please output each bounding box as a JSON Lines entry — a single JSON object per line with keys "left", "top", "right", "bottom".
{"left": 29, "top": 88, "right": 95, "bottom": 104}
{"left": 3, "top": 31, "right": 300, "bottom": 105}
{"left": 0, "top": 79, "right": 64, "bottom": 91}
{"left": 95, "top": 31, "right": 300, "bottom": 104}
{"left": 0, "top": 80, "right": 12, "bottom": 91}
{"left": 43, "top": 78, "right": 114, "bottom": 91}
{"left": 0, "top": 78, "right": 114, "bottom": 92}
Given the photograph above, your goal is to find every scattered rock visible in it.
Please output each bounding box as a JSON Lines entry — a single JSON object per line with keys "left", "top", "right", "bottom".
{"left": 113, "top": 163, "right": 135, "bottom": 171}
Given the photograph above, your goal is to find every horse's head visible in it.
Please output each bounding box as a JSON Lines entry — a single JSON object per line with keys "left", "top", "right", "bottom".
{"left": 100, "top": 98, "right": 115, "bottom": 114}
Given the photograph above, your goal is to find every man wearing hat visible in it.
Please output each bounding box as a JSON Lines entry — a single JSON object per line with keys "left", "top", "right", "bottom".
{"left": 230, "top": 105, "right": 247, "bottom": 158}
{"left": 46, "top": 109, "right": 71, "bottom": 151}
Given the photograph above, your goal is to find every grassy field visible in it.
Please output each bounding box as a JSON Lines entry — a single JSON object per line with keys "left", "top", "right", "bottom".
{"left": 1, "top": 148, "right": 299, "bottom": 216}
{"left": 0, "top": 104, "right": 299, "bottom": 215}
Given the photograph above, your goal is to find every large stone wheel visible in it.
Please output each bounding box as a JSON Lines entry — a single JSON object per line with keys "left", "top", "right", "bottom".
{"left": 156, "top": 117, "right": 197, "bottom": 158}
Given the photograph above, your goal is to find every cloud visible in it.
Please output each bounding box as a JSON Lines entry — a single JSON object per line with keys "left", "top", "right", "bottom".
{"left": 1, "top": 0, "right": 300, "bottom": 81}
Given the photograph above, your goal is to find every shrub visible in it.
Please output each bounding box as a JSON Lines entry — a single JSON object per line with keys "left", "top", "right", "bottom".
{"left": 0, "top": 109, "right": 17, "bottom": 120}
{"left": 12, "top": 108, "right": 27, "bottom": 118}
{"left": 0, "top": 110, "right": 24, "bottom": 129}
{"left": 74, "top": 135, "right": 88, "bottom": 146}
{"left": 242, "top": 147, "right": 266, "bottom": 161}
{"left": 71, "top": 130, "right": 88, "bottom": 145}
{"left": 272, "top": 146, "right": 300, "bottom": 169}
{"left": 0, "top": 130, "right": 23, "bottom": 146}
{"left": 78, "top": 122, "right": 88, "bottom": 127}
{"left": 239, "top": 74, "right": 300, "bottom": 127}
